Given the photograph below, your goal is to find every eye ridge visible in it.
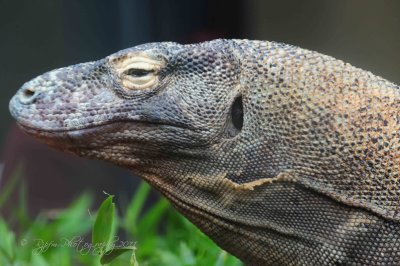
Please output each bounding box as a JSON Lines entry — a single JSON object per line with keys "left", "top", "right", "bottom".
{"left": 125, "top": 68, "right": 155, "bottom": 77}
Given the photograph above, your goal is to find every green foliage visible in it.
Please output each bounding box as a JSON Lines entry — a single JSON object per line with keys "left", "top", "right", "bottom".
{"left": 92, "top": 194, "right": 116, "bottom": 254}
{"left": 0, "top": 169, "right": 243, "bottom": 266}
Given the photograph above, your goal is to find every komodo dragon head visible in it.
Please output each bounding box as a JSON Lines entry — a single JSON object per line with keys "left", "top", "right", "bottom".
{"left": 9, "top": 39, "right": 400, "bottom": 265}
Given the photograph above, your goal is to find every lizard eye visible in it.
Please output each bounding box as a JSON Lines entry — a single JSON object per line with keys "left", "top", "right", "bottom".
{"left": 124, "top": 68, "right": 154, "bottom": 77}
{"left": 113, "top": 55, "right": 164, "bottom": 90}
{"left": 122, "top": 67, "right": 156, "bottom": 89}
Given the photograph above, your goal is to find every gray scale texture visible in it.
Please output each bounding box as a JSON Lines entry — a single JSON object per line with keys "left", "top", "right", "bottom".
{"left": 9, "top": 39, "right": 400, "bottom": 265}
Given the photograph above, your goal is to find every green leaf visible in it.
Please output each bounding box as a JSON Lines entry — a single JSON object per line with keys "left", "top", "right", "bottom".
{"left": 0, "top": 164, "right": 23, "bottom": 211}
{"left": 155, "top": 250, "right": 182, "bottom": 266}
{"left": 54, "top": 193, "right": 93, "bottom": 238}
{"left": 92, "top": 194, "right": 115, "bottom": 254}
{"left": 178, "top": 242, "right": 195, "bottom": 265}
{"left": 30, "top": 253, "right": 50, "bottom": 266}
{"left": 0, "top": 218, "right": 18, "bottom": 266}
{"left": 100, "top": 247, "right": 135, "bottom": 264}
{"left": 135, "top": 198, "right": 170, "bottom": 257}
{"left": 130, "top": 250, "right": 139, "bottom": 266}
{"left": 137, "top": 198, "right": 169, "bottom": 234}
{"left": 17, "top": 181, "right": 30, "bottom": 231}
{"left": 0, "top": 218, "right": 15, "bottom": 260}
{"left": 124, "top": 181, "right": 150, "bottom": 236}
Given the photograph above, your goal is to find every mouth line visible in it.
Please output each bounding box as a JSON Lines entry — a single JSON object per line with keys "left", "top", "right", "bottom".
{"left": 17, "top": 118, "right": 193, "bottom": 136}
{"left": 16, "top": 119, "right": 195, "bottom": 154}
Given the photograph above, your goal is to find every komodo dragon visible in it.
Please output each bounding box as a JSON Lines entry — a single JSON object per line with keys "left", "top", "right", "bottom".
{"left": 9, "top": 39, "right": 400, "bottom": 265}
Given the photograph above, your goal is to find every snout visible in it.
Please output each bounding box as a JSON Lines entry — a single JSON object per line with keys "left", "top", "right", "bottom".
{"left": 16, "top": 84, "right": 41, "bottom": 104}
{"left": 9, "top": 72, "right": 66, "bottom": 131}
{"left": 9, "top": 77, "right": 48, "bottom": 121}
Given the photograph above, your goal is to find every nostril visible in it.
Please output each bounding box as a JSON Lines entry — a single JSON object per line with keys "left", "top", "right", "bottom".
{"left": 19, "top": 87, "right": 38, "bottom": 104}
{"left": 23, "top": 88, "right": 35, "bottom": 98}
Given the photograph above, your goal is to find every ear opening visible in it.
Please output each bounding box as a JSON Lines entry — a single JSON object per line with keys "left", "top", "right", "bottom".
{"left": 231, "top": 95, "right": 243, "bottom": 130}
{"left": 224, "top": 95, "right": 243, "bottom": 138}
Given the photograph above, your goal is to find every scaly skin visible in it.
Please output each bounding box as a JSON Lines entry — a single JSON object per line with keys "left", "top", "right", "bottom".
{"left": 9, "top": 39, "right": 400, "bottom": 265}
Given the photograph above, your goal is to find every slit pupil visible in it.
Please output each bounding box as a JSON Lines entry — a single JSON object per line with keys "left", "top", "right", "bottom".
{"left": 231, "top": 96, "right": 243, "bottom": 130}
{"left": 125, "top": 69, "right": 153, "bottom": 77}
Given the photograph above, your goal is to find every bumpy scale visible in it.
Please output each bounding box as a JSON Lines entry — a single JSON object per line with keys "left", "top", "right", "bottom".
{"left": 9, "top": 39, "right": 400, "bottom": 265}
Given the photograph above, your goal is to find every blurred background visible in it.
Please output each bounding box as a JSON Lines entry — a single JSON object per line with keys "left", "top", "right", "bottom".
{"left": 1, "top": 0, "right": 400, "bottom": 216}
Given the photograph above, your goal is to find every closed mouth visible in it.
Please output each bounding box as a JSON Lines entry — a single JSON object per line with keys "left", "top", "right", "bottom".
{"left": 17, "top": 118, "right": 193, "bottom": 139}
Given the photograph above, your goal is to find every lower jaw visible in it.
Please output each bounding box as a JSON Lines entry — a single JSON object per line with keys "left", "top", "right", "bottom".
{"left": 16, "top": 122, "right": 108, "bottom": 154}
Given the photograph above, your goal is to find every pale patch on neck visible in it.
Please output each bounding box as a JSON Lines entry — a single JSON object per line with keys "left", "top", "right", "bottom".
{"left": 222, "top": 170, "right": 297, "bottom": 191}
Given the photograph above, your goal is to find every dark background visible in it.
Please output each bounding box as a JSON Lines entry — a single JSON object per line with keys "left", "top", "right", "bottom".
{"left": 1, "top": 0, "right": 399, "bottom": 213}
